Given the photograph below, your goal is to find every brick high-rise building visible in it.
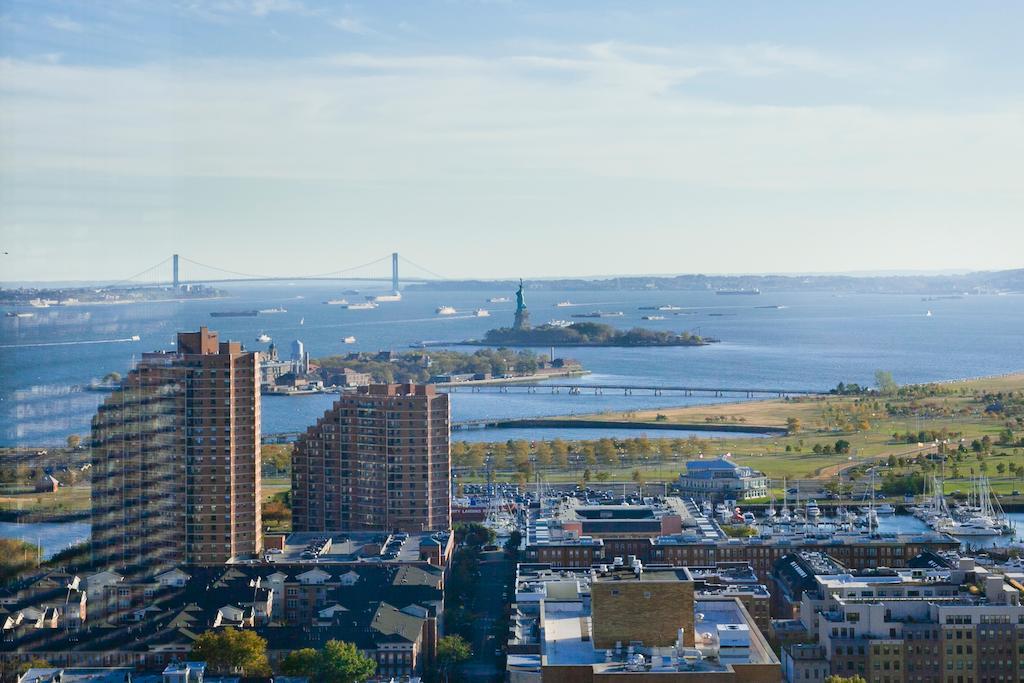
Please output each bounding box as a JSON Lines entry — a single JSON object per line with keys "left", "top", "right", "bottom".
{"left": 90, "top": 327, "right": 262, "bottom": 571}
{"left": 292, "top": 384, "right": 450, "bottom": 532}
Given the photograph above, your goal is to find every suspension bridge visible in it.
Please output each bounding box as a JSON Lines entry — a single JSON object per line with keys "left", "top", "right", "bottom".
{"left": 102, "top": 252, "right": 444, "bottom": 290}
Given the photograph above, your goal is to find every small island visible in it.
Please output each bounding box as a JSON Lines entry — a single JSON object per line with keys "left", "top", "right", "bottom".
{"left": 472, "top": 281, "right": 715, "bottom": 348}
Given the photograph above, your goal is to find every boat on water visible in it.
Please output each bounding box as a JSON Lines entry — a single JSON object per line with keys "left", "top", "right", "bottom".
{"left": 130, "top": 335, "right": 141, "bottom": 341}
{"left": 716, "top": 288, "right": 760, "bottom": 295}
{"left": 742, "top": 512, "right": 756, "bottom": 525}
{"left": 876, "top": 502, "right": 896, "bottom": 515}
{"left": 436, "top": 306, "right": 457, "bottom": 316}
{"left": 488, "top": 296, "right": 511, "bottom": 303}
{"left": 658, "top": 305, "right": 682, "bottom": 311}
{"left": 210, "top": 310, "right": 258, "bottom": 317}
{"left": 344, "top": 302, "right": 377, "bottom": 310}
{"left": 474, "top": 309, "right": 490, "bottom": 317}
{"left": 555, "top": 301, "right": 574, "bottom": 307}
{"left": 342, "top": 336, "right": 356, "bottom": 344}
{"left": 545, "top": 319, "right": 573, "bottom": 327}
{"left": 368, "top": 292, "right": 402, "bottom": 303}
{"left": 641, "top": 315, "right": 666, "bottom": 321}
{"left": 806, "top": 500, "right": 821, "bottom": 518}
{"left": 29, "top": 298, "right": 56, "bottom": 308}
{"left": 256, "top": 333, "right": 271, "bottom": 343}
{"left": 324, "top": 299, "right": 349, "bottom": 305}
{"left": 5, "top": 312, "right": 35, "bottom": 318}
{"left": 925, "top": 310, "right": 933, "bottom": 317}
{"left": 572, "top": 311, "right": 624, "bottom": 318}
{"left": 259, "top": 307, "right": 287, "bottom": 314}
{"left": 299, "top": 318, "right": 304, "bottom": 325}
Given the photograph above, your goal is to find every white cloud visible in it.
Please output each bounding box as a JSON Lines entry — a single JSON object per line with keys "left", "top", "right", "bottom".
{"left": 45, "top": 15, "right": 85, "bottom": 33}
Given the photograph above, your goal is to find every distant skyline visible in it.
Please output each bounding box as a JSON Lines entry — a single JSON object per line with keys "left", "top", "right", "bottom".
{"left": 2, "top": 1, "right": 1022, "bottom": 281}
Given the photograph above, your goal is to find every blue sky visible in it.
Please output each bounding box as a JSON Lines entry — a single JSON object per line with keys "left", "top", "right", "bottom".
{"left": 1, "top": 1, "right": 1021, "bottom": 281}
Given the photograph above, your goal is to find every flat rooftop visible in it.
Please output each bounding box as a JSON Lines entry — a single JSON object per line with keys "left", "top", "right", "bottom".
{"left": 252, "top": 531, "right": 448, "bottom": 564}
{"left": 593, "top": 566, "right": 692, "bottom": 583}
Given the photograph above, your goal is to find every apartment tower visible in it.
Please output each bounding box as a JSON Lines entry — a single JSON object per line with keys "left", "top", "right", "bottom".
{"left": 292, "top": 384, "right": 450, "bottom": 532}
{"left": 90, "top": 327, "right": 262, "bottom": 571}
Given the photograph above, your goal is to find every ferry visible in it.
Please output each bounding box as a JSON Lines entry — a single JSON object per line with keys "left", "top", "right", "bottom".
{"left": 256, "top": 333, "right": 271, "bottom": 343}
{"left": 344, "top": 302, "right": 377, "bottom": 310}
{"left": 368, "top": 292, "right": 402, "bottom": 303}
{"left": 323, "top": 299, "right": 349, "bottom": 305}
{"left": 474, "top": 309, "right": 490, "bottom": 317}
{"left": 4, "top": 312, "right": 34, "bottom": 318}
{"left": 488, "top": 296, "right": 511, "bottom": 303}
{"left": 259, "top": 307, "right": 288, "bottom": 314}
{"left": 641, "top": 315, "right": 666, "bottom": 321}
{"left": 555, "top": 301, "right": 574, "bottom": 307}
{"left": 29, "top": 298, "right": 56, "bottom": 308}
{"left": 342, "top": 336, "right": 356, "bottom": 344}
{"left": 436, "top": 306, "right": 457, "bottom": 316}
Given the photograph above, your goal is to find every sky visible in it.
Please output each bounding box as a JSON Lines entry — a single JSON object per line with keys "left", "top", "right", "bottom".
{"left": 1, "top": 1, "right": 1022, "bottom": 282}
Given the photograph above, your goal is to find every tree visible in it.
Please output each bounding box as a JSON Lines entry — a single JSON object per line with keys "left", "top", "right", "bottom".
{"left": 436, "top": 634, "right": 472, "bottom": 682}
{"left": 282, "top": 640, "right": 376, "bottom": 683}
{"left": 66, "top": 434, "right": 81, "bottom": 449}
{"left": 825, "top": 676, "right": 867, "bottom": 683}
{"left": 785, "top": 417, "right": 801, "bottom": 435}
{"left": 874, "top": 370, "right": 898, "bottom": 395}
{"left": 551, "top": 439, "right": 569, "bottom": 469}
{"left": 191, "top": 629, "right": 271, "bottom": 676}
{"left": 455, "top": 522, "right": 496, "bottom": 547}
{"left": 834, "top": 439, "right": 851, "bottom": 455}
{"left": 534, "top": 442, "right": 553, "bottom": 468}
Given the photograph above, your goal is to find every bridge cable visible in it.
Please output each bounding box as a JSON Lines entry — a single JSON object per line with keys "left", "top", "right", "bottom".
{"left": 399, "top": 255, "right": 449, "bottom": 281}
{"left": 176, "top": 256, "right": 279, "bottom": 281}
{"left": 302, "top": 254, "right": 393, "bottom": 278}
{"left": 99, "top": 257, "right": 173, "bottom": 289}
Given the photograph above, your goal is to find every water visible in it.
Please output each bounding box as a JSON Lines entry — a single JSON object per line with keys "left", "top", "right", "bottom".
{"left": 2, "top": 285, "right": 1023, "bottom": 445}
{"left": 0, "top": 521, "right": 90, "bottom": 559}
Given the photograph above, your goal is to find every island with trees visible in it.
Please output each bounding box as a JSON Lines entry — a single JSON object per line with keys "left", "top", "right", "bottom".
{"left": 477, "top": 320, "right": 713, "bottom": 347}
{"left": 315, "top": 348, "right": 586, "bottom": 385}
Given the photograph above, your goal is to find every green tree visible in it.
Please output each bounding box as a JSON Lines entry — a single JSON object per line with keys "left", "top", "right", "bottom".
{"left": 436, "top": 634, "right": 472, "bottom": 683}
{"left": 191, "top": 629, "right": 271, "bottom": 676}
{"left": 825, "top": 676, "right": 867, "bottom": 683}
{"left": 874, "top": 370, "right": 898, "bottom": 395}
{"left": 281, "top": 640, "right": 377, "bottom": 683}
{"left": 551, "top": 439, "right": 569, "bottom": 469}
{"left": 66, "top": 434, "right": 82, "bottom": 449}
{"left": 785, "top": 417, "right": 801, "bottom": 435}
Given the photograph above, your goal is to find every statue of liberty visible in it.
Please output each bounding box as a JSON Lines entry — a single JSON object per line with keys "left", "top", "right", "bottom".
{"left": 513, "top": 279, "right": 530, "bottom": 330}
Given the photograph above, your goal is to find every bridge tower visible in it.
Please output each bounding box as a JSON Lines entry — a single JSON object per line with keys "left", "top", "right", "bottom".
{"left": 172, "top": 254, "right": 180, "bottom": 288}
{"left": 391, "top": 252, "right": 399, "bottom": 292}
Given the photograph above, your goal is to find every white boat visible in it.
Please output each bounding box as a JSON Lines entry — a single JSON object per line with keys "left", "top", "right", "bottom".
{"left": 344, "top": 302, "right": 377, "bottom": 310}
{"left": 259, "top": 307, "right": 287, "bottom": 314}
{"left": 806, "top": 500, "right": 821, "bottom": 518}
{"left": 324, "top": 299, "right": 349, "bottom": 305}
{"left": 256, "top": 333, "right": 271, "bottom": 343}
{"left": 130, "top": 335, "right": 141, "bottom": 341}
{"left": 488, "top": 296, "right": 510, "bottom": 303}
{"left": 876, "top": 503, "right": 896, "bottom": 515}
{"left": 657, "top": 305, "right": 682, "bottom": 311}
{"left": 5, "top": 312, "right": 35, "bottom": 318}
{"left": 369, "top": 292, "right": 402, "bottom": 303}
{"left": 436, "top": 306, "right": 457, "bottom": 316}
{"left": 555, "top": 301, "right": 573, "bottom": 307}
{"left": 936, "top": 517, "right": 1001, "bottom": 536}
{"left": 742, "top": 512, "right": 756, "bottom": 525}
{"left": 546, "top": 319, "right": 573, "bottom": 328}
{"left": 299, "top": 318, "right": 304, "bottom": 325}
{"left": 925, "top": 310, "right": 933, "bottom": 317}
{"left": 342, "top": 336, "right": 356, "bottom": 344}
{"left": 474, "top": 309, "right": 490, "bottom": 317}
{"left": 642, "top": 315, "right": 666, "bottom": 320}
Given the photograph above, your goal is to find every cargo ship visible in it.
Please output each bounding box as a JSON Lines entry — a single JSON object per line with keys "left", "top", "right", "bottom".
{"left": 210, "top": 310, "right": 259, "bottom": 317}
{"left": 715, "top": 288, "right": 760, "bottom": 295}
